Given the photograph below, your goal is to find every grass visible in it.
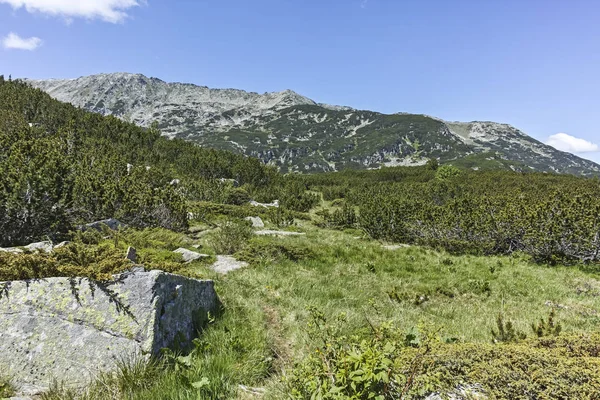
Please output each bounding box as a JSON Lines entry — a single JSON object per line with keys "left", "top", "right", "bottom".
{"left": 19, "top": 219, "right": 600, "bottom": 398}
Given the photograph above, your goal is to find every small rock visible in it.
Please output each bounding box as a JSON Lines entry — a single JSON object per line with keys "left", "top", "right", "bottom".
{"left": 130, "top": 266, "right": 146, "bottom": 273}
{"left": 545, "top": 300, "right": 567, "bottom": 309}
{"left": 211, "top": 255, "right": 248, "bottom": 274}
{"left": 0, "top": 247, "right": 23, "bottom": 254}
{"left": 54, "top": 241, "right": 71, "bottom": 249}
{"left": 125, "top": 246, "right": 137, "bottom": 263}
{"left": 249, "top": 200, "right": 279, "bottom": 208}
{"left": 382, "top": 244, "right": 410, "bottom": 250}
{"left": 245, "top": 216, "right": 265, "bottom": 228}
{"left": 24, "top": 241, "right": 53, "bottom": 253}
{"left": 238, "top": 384, "right": 266, "bottom": 395}
{"left": 218, "top": 178, "right": 239, "bottom": 187}
{"left": 192, "top": 244, "right": 201, "bottom": 249}
{"left": 254, "top": 230, "right": 305, "bottom": 236}
{"left": 174, "top": 248, "right": 210, "bottom": 263}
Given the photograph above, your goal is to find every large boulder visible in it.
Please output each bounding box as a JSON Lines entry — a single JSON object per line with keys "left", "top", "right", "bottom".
{"left": 0, "top": 271, "right": 220, "bottom": 395}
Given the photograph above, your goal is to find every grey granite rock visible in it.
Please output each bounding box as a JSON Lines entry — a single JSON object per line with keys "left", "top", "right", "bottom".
{"left": 24, "top": 241, "right": 53, "bottom": 253}
{"left": 0, "top": 246, "right": 23, "bottom": 254}
{"left": 173, "top": 248, "right": 209, "bottom": 263}
{"left": 125, "top": 246, "right": 137, "bottom": 263}
{"left": 0, "top": 271, "right": 220, "bottom": 395}
{"left": 245, "top": 216, "right": 265, "bottom": 228}
{"left": 211, "top": 255, "right": 249, "bottom": 274}
{"left": 254, "top": 230, "right": 305, "bottom": 236}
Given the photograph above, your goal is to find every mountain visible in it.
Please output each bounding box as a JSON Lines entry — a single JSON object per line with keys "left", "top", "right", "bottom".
{"left": 27, "top": 73, "right": 600, "bottom": 175}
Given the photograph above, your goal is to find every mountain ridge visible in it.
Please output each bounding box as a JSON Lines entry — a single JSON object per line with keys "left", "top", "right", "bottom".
{"left": 26, "top": 72, "right": 600, "bottom": 175}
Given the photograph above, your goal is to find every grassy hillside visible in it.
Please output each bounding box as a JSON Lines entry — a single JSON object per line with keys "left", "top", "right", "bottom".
{"left": 8, "top": 217, "right": 599, "bottom": 399}
{"left": 3, "top": 78, "right": 600, "bottom": 398}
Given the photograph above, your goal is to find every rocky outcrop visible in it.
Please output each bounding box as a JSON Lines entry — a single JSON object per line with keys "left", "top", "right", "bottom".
{"left": 0, "top": 270, "right": 220, "bottom": 395}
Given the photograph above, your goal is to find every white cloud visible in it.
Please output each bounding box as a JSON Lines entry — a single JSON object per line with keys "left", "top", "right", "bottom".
{"left": 2, "top": 32, "right": 42, "bottom": 50}
{"left": 0, "top": 0, "right": 142, "bottom": 23}
{"left": 360, "top": 0, "right": 369, "bottom": 8}
{"left": 546, "top": 133, "right": 599, "bottom": 153}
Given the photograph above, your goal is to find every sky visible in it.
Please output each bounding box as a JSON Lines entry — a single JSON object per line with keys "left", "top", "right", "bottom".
{"left": 1, "top": 0, "right": 599, "bottom": 163}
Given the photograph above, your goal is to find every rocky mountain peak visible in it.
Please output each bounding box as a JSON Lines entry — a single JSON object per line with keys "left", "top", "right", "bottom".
{"left": 26, "top": 72, "right": 600, "bottom": 176}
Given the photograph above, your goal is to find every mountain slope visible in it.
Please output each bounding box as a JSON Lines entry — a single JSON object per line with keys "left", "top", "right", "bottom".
{"left": 28, "top": 73, "right": 600, "bottom": 175}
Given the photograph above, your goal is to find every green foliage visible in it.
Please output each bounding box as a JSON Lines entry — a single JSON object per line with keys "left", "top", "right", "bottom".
{"left": 0, "top": 242, "right": 131, "bottom": 281}
{"left": 279, "top": 180, "right": 320, "bottom": 212}
{"left": 0, "top": 375, "right": 15, "bottom": 398}
{"left": 434, "top": 165, "right": 461, "bottom": 180}
{"left": 224, "top": 187, "right": 251, "bottom": 206}
{"left": 236, "top": 238, "right": 314, "bottom": 265}
{"left": 287, "top": 310, "right": 431, "bottom": 399}
{"left": 320, "top": 203, "right": 358, "bottom": 229}
{"left": 410, "top": 335, "right": 600, "bottom": 399}
{"left": 209, "top": 219, "right": 254, "bottom": 255}
{"left": 41, "top": 356, "right": 163, "bottom": 400}
{"left": 304, "top": 167, "right": 600, "bottom": 264}
{"left": 491, "top": 313, "right": 527, "bottom": 343}
{"left": 267, "top": 207, "right": 295, "bottom": 228}
{"left": 188, "top": 201, "right": 260, "bottom": 221}
{"left": 532, "top": 308, "right": 563, "bottom": 338}
{"left": 0, "top": 79, "right": 278, "bottom": 246}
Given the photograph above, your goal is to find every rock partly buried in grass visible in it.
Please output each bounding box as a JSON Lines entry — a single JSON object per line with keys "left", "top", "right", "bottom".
{"left": 0, "top": 270, "right": 221, "bottom": 395}
{"left": 254, "top": 230, "right": 305, "bottom": 236}
{"left": 245, "top": 216, "right": 265, "bottom": 228}
{"left": 382, "top": 244, "right": 411, "bottom": 250}
{"left": 0, "top": 241, "right": 54, "bottom": 254}
{"left": 211, "top": 255, "right": 249, "bottom": 274}
{"left": 23, "top": 241, "right": 53, "bottom": 253}
{"left": 249, "top": 199, "right": 279, "bottom": 208}
{"left": 174, "top": 248, "right": 210, "bottom": 262}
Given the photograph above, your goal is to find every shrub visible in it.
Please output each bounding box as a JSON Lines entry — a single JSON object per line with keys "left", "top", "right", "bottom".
{"left": 0, "top": 375, "right": 15, "bottom": 398}
{"left": 236, "top": 239, "right": 314, "bottom": 265}
{"left": 209, "top": 219, "right": 253, "bottom": 255}
{"left": 491, "top": 313, "right": 527, "bottom": 343}
{"left": 267, "top": 207, "right": 295, "bottom": 228}
{"left": 286, "top": 310, "right": 433, "bottom": 400}
{"left": 532, "top": 308, "right": 562, "bottom": 338}
{"left": 0, "top": 243, "right": 131, "bottom": 282}
{"left": 224, "top": 187, "right": 251, "bottom": 206}
{"left": 288, "top": 311, "right": 600, "bottom": 399}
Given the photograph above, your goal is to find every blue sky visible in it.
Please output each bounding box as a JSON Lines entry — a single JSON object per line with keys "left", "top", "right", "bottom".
{"left": 1, "top": 0, "right": 599, "bottom": 163}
